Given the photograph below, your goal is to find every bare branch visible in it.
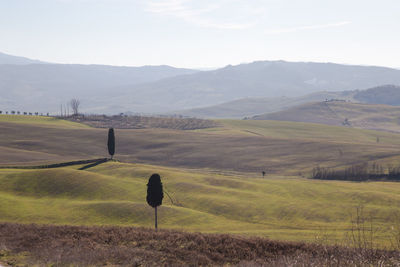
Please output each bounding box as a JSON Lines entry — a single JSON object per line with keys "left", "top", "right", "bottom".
{"left": 70, "top": 98, "right": 80, "bottom": 116}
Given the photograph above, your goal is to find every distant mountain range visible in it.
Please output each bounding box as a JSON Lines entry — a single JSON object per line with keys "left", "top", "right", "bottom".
{"left": 0, "top": 52, "right": 198, "bottom": 113}
{"left": 109, "top": 61, "right": 400, "bottom": 114}
{"left": 1, "top": 52, "right": 400, "bottom": 114}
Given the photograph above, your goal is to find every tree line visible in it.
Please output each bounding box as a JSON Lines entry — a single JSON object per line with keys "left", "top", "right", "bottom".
{"left": 311, "top": 162, "right": 400, "bottom": 181}
{"left": 0, "top": 98, "right": 81, "bottom": 117}
{"left": 0, "top": 110, "right": 49, "bottom": 116}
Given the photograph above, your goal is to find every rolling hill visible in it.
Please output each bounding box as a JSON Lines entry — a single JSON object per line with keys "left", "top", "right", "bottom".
{"left": 252, "top": 101, "right": 400, "bottom": 133}
{"left": 176, "top": 84, "right": 400, "bottom": 119}
{"left": 2, "top": 114, "right": 400, "bottom": 259}
{"left": 1, "top": 160, "right": 400, "bottom": 248}
{"left": 175, "top": 91, "right": 354, "bottom": 118}
{"left": 2, "top": 114, "right": 400, "bottom": 175}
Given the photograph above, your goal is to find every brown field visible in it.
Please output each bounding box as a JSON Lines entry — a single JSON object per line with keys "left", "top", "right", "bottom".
{"left": 1, "top": 223, "right": 399, "bottom": 266}
{"left": 1, "top": 117, "right": 400, "bottom": 175}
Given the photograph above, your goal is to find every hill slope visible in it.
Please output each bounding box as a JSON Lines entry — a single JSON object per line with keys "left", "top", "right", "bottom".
{"left": 1, "top": 161, "right": 400, "bottom": 247}
{"left": 2, "top": 115, "right": 400, "bottom": 246}
{"left": 2, "top": 114, "right": 400, "bottom": 174}
{"left": 176, "top": 84, "right": 400, "bottom": 119}
{"left": 253, "top": 101, "right": 400, "bottom": 133}
{"left": 175, "top": 91, "right": 354, "bottom": 118}
{"left": 0, "top": 51, "right": 47, "bottom": 65}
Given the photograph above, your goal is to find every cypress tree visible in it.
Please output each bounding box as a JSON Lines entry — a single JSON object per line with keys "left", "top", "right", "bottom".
{"left": 146, "top": 173, "right": 164, "bottom": 231}
{"left": 107, "top": 128, "right": 115, "bottom": 159}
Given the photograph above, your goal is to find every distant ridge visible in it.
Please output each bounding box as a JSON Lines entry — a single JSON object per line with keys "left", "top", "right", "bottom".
{"left": 0, "top": 51, "right": 48, "bottom": 65}
{"left": 0, "top": 51, "right": 198, "bottom": 113}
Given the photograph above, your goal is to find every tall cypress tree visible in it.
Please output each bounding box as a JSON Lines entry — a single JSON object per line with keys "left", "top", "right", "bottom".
{"left": 146, "top": 173, "right": 164, "bottom": 231}
{"left": 107, "top": 128, "right": 115, "bottom": 159}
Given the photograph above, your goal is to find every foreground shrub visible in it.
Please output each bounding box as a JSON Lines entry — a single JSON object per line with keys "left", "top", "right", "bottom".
{"left": 0, "top": 223, "right": 399, "bottom": 266}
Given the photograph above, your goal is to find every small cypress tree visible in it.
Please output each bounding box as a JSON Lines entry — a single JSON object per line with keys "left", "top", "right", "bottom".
{"left": 146, "top": 173, "right": 164, "bottom": 231}
{"left": 107, "top": 128, "right": 115, "bottom": 159}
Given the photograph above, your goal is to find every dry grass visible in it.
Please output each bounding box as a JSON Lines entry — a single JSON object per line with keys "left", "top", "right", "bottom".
{"left": 253, "top": 101, "right": 400, "bottom": 133}
{"left": 0, "top": 223, "right": 399, "bottom": 266}
{"left": 2, "top": 117, "right": 400, "bottom": 175}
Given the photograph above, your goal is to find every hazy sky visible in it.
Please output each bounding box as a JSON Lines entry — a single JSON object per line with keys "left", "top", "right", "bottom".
{"left": 1, "top": 0, "right": 399, "bottom": 68}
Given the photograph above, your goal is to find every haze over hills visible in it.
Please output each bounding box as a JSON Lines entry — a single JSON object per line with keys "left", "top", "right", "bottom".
{"left": 1, "top": 52, "right": 400, "bottom": 114}
{"left": 108, "top": 61, "right": 400, "bottom": 113}
{"left": 354, "top": 84, "right": 400, "bottom": 105}
{"left": 177, "top": 85, "right": 400, "bottom": 119}
{"left": 175, "top": 91, "right": 354, "bottom": 118}
{"left": 252, "top": 100, "right": 400, "bottom": 133}
{"left": 0, "top": 52, "right": 198, "bottom": 113}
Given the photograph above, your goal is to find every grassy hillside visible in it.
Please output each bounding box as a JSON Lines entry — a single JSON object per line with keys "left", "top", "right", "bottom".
{"left": 2, "top": 115, "right": 400, "bottom": 248}
{"left": 1, "top": 161, "right": 400, "bottom": 247}
{"left": 253, "top": 101, "right": 400, "bottom": 133}
{"left": 2, "top": 114, "right": 400, "bottom": 174}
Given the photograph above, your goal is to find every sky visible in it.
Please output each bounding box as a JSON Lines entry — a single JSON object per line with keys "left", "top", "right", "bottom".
{"left": 0, "top": 0, "right": 399, "bottom": 68}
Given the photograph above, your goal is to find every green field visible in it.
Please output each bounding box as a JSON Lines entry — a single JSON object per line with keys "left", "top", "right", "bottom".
{"left": 1, "top": 161, "right": 400, "bottom": 247}
{"left": 1, "top": 115, "right": 400, "bottom": 247}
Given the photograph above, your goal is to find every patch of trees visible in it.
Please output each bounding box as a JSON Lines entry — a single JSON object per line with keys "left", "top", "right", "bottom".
{"left": 311, "top": 162, "right": 400, "bottom": 181}
{"left": 58, "top": 98, "right": 81, "bottom": 118}
{"left": 66, "top": 114, "right": 219, "bottom": 130}
{"left": 70, "top": 98, "right": 80, "bottom": 116}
